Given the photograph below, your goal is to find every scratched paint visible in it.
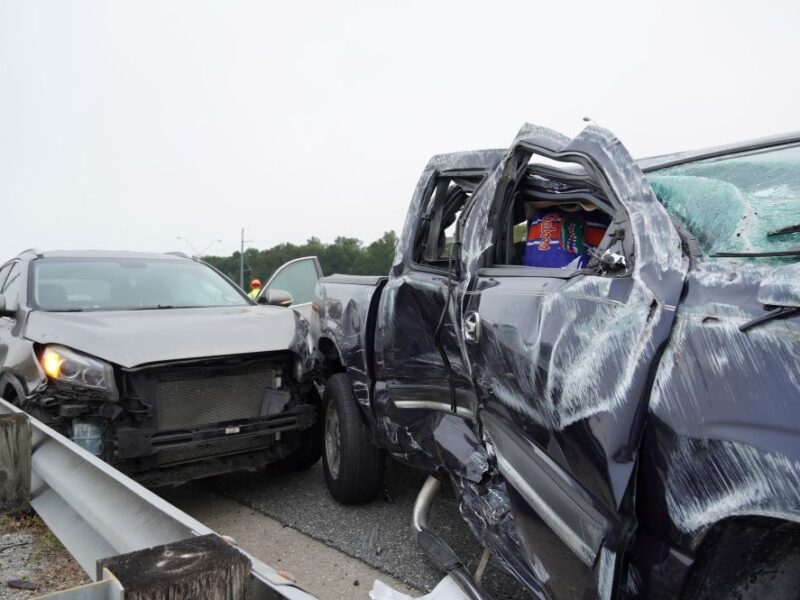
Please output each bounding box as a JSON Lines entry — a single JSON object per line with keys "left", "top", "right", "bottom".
{"left": 313, "top": 123, "right": 800, "bottom": 600}
{"left": 665, "top": 437, "right": 800, "bottom": 534}
{"left": 476, "top": 278, "right": 662, "bottom": 430}
{"left": 597, "top": 547, "right": 617, "bottom": 600}
{"left": 650, "top": 306, "right": 800, "bottom": 537}
{"left": 757, "top": 262, "right": 800, "bottom": 308}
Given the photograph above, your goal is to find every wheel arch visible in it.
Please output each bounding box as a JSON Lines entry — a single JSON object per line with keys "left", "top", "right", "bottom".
{"left": 316, "top": 336, "right": 345, "bottom": 375}
{"left": 0, "top": 372, "right": 26, "bottom": 403}
{"left": 680, "top": 516, "right": 800, "bottom": 599}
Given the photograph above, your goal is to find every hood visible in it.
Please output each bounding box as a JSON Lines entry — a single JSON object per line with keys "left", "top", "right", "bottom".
{"left": 24, "top": 305, "right": 307, "bottom": 369}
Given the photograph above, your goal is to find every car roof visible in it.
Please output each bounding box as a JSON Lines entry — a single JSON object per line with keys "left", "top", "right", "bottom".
{"left": 15, "top": 249, "right": 192, "bottom": 261}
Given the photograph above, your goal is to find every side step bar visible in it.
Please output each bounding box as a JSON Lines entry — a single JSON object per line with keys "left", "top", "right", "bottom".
{"left": 412, "top": 476, "right": 492, "bottom": 600}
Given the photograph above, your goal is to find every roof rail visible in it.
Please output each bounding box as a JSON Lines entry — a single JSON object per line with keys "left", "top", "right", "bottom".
{"left": 164, "top": 251, "right": 190, "bottom": 258}
{"left": 17, "top": 248, "right": 42, "bottom": 257}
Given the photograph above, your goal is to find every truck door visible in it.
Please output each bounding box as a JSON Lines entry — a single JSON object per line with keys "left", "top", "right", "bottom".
{"left": 372, "top": 151, "right": 505, "bottom": 447}
{"left": 462, "top": 125, "right": 688, "bottom": 598}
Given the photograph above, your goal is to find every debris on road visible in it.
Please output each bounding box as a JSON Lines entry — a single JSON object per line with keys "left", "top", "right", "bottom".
{"left": 370, "top": 575, "right": 469, "bottom": 600}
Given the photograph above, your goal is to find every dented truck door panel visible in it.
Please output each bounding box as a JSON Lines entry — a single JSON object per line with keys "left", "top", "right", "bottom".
{"left": 372, "top": 150, "right": 505, "bottom": 459}
{"left": 461, "top": 125, "right": 688, "bottom": 598}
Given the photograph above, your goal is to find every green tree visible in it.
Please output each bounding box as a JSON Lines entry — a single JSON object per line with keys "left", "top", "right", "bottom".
{"left": 204, "top": 231, "right": 399, "bottom": 287}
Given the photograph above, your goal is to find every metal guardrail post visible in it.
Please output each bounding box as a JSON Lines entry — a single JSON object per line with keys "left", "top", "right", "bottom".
{"left": 0, "top": 398, "right": 317, "bottom": 600}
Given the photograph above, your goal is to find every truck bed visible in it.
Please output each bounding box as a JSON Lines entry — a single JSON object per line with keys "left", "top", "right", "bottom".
{"left": 314, "top": 274, "right": 388, "bottom": 408}
{"left": 319, "top": 274, "right": 387, "bottom": 286}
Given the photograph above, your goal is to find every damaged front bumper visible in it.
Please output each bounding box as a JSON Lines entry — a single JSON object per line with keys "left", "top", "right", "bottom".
{"left": 31, "top": 351, "right": 318, "bottom": 486}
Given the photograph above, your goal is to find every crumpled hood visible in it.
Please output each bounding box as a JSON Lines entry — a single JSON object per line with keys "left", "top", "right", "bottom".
{"left": 24, "top": 305, "right": 308, "bottom": 369}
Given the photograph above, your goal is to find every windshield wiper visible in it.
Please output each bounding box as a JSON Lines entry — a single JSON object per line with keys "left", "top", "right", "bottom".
{"left": 131, "top": 304, "right": 186, "bottom": 310}
{"left": 740, "top": 306, "right": 800, "bottom": 332}
{"left": 767, "top": 224, "right": 800, "bottom": 237}
{"left": 712, "top": 249, "right": 800, "bottom": 257}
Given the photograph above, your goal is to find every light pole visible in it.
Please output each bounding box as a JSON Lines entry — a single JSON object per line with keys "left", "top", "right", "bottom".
{"left": 239, "top": 228, "right": 253, "bottom": 288}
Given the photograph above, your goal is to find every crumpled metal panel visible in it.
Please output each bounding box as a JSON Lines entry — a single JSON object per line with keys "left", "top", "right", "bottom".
{"left": 647, "top": 261, "right": 800, "bottom": 535}
{"left": 315, "top": 122, "right": 800, "bottom": 599}
{"left": 24, "top": 305, "right": 312, "bottom": 370}
{"left": 757, "top": 262, "right": 800, "bottom": 308}
{"left": 626, "top": 251, "right": 800, "bottom": 596}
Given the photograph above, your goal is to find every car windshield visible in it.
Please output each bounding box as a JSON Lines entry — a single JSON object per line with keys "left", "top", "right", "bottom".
{"left": 31, "top": 257, "right": 249, "bottom": 311}
{"left": 647, "top": 143, "right": 800, "bottom": 258}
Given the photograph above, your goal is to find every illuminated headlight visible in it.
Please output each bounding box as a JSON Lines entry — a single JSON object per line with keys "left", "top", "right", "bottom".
{"left": 41, "top": 345, "right": 118, "bottom": 402}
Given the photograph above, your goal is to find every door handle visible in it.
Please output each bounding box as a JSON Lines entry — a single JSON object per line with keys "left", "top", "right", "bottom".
{"left": 463, "top": 311, "right": 481, "bottom": 343}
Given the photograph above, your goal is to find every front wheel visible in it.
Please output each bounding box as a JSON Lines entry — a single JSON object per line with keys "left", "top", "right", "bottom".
{"left": 322, "top": 373, "right": 385, "bottom": 504}
{"left": 684, "top": 521, "right": 800, "bottom": 600}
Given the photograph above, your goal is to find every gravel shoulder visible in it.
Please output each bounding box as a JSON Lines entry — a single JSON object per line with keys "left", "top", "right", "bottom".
{"left": 0, "top": 513, "right": 88, "bottom": 599}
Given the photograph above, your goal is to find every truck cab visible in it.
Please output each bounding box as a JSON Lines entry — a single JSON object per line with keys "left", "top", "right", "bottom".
{"left": 310, "top": 124, "right": 800, "bottom": 599}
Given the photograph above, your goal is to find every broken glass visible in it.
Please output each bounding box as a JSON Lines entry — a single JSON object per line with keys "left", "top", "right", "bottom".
{"left": 647, "top": 143, "right": 800, "bottom": 259}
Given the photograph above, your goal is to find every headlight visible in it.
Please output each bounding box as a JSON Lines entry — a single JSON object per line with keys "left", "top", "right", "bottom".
{"left": 41, "top": 345, "right": 118, "bottom": 401}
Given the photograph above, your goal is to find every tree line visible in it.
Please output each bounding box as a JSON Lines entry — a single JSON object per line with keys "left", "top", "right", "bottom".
{"left": 204, "top": 231, "right": 398, "bottom": 286}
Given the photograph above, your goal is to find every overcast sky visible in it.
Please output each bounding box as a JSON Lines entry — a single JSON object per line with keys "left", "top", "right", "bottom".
{"left": 1, "top": 0, "right": 798, "bottom": 259}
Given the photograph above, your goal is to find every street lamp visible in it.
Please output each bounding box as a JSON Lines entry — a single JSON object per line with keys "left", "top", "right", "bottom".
{"left": 200, "top": 239, "right": 222, "bottom": 256}
{"left": 176, "top": 236, "right": 199, "bottom": 257}
{"left": 176, "top": 237, "right": 222, "bottom": 258}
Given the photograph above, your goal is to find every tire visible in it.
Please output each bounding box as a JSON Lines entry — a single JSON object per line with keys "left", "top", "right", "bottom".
{"left": 322, "top": 373, "right": 385, "bottom": 504}
{"left": 273, "top": 388, "right": 323, "bottom": 472}
{"left": 684, "top": 520, "right": 800, "bottom": 600}
{"left": 274, "top": 427, "right": 322, "bottom": 472}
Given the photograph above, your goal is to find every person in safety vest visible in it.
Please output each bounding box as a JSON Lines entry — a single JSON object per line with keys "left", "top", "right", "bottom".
{"left": 248, "top": 278, "right": 262, "bottom": 300}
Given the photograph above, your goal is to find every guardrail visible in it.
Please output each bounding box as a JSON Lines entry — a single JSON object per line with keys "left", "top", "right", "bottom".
{"left": 0, "top": 398, "right": 318, "bottom": 600}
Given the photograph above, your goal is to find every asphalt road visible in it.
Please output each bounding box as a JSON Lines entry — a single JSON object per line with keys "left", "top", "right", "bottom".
{"left": 162, "top": 459, "right": 532, "bottom": 599}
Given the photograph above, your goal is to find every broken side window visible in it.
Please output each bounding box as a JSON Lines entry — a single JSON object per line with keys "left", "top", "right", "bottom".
{"left": 490, "top": 151, "right": 617, "bottom": 272}
{"left": 413, "top": 173, "right": 485, "bottom": 270}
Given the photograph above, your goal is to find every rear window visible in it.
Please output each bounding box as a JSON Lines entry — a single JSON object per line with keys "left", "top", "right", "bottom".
{"left": 647, "top": 143, "right": 800, "bottom": 258}
{"left": 31, "top": 258, "right": 249, "bottom": 311}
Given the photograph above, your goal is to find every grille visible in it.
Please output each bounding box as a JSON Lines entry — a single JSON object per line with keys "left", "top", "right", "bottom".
{"left": 157, "top": 367, "right": 275, "bottom": 431}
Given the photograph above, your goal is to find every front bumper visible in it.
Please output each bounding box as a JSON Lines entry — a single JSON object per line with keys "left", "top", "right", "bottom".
{"left": 114, "top": 404, "right": 315, "bottom": 470}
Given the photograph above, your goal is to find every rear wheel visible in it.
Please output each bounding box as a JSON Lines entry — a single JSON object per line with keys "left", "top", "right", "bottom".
{"left": 322, "top": 373, "right": 385, "bottom": 504}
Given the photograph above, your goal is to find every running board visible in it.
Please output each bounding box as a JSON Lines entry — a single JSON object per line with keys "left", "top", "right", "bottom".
{"left": 412, "top": 476, "right": 492, "bottom": 600}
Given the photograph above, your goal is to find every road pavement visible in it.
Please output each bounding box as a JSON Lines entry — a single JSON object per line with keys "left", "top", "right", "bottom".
{"left": 162, "top": 459, "right": 531, "bottom": 599}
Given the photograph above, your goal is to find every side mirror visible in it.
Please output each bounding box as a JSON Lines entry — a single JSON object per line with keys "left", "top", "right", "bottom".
{"left": 757, "top": 263, "right": 800, "bottom": 308}
{"left": 259, "top": 289, "right": 293, "bottom": 307}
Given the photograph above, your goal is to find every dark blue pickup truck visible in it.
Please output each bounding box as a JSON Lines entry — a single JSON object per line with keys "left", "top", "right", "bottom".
{"left": 310, "top": 124, "right": 800, "bottom": 599}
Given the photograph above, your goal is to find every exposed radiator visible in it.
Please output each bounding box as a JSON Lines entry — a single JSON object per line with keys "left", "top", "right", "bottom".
{"left": 157, "top": 366, "right": 276, "bottom": 431}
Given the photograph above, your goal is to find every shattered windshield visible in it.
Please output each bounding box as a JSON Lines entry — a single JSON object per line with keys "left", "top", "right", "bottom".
{"left": 31, "top": 258, "right": 249, "bottom": 311}
{"left": 647, "top": 143, "right": 800, "bottom": 258}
